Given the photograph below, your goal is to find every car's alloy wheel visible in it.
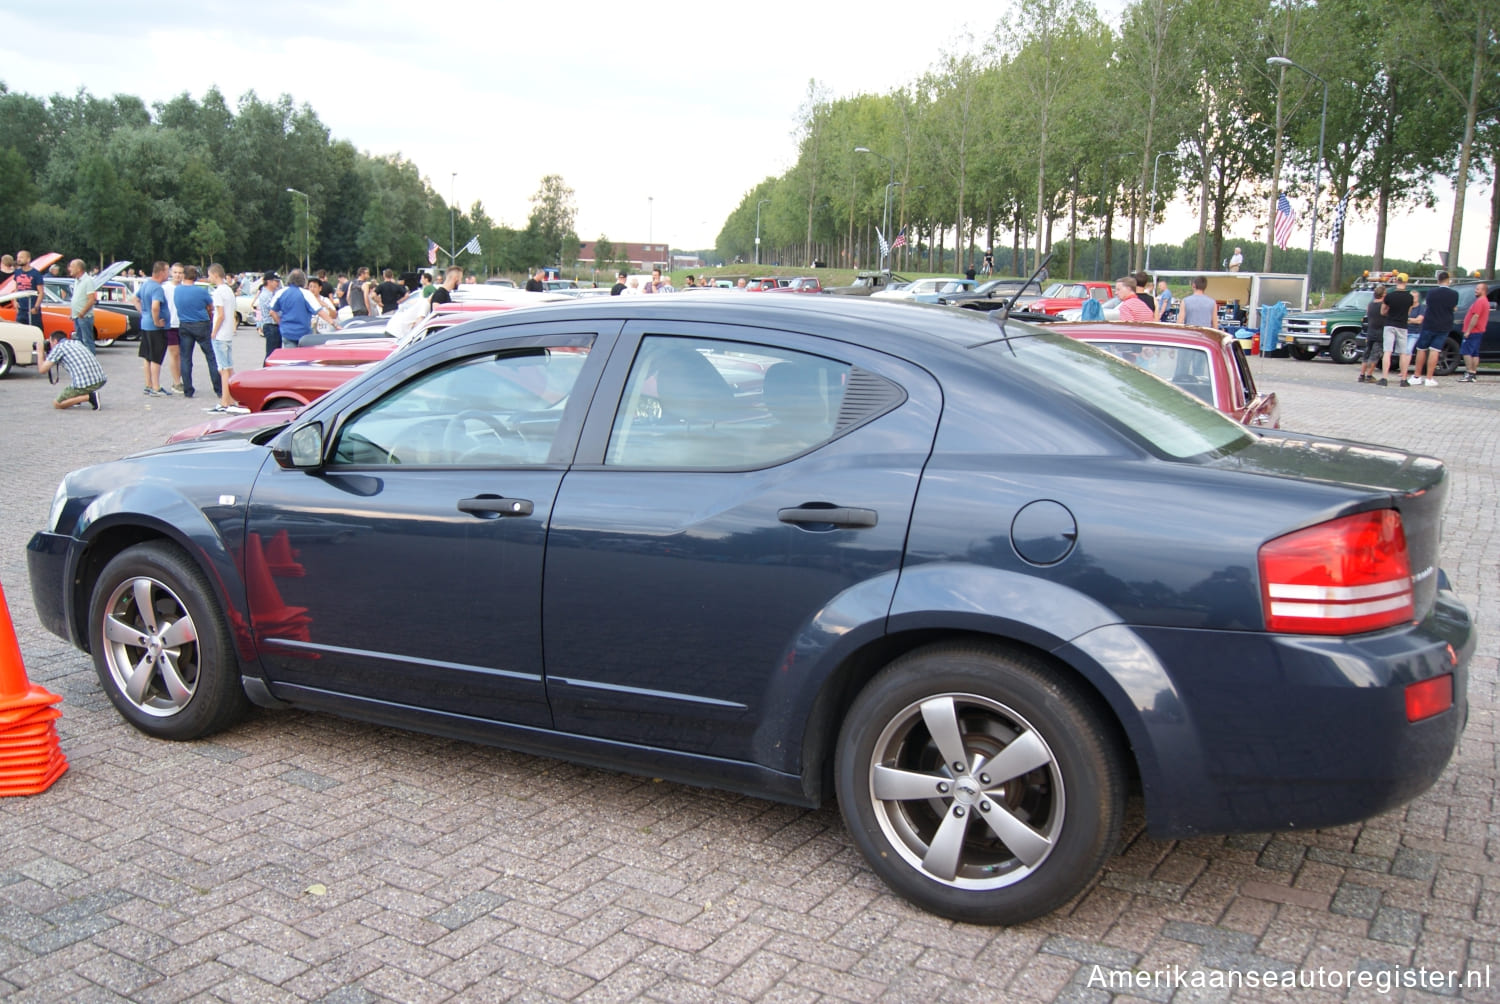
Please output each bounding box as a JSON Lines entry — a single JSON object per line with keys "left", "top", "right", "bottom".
{"left": 837, "top": 645, "right": 1124, "bottom": 925}
{"left": 1437, "top": 336, "right": 1462, "bottom": 376}
{"left": 0, "top": 342, "right": 13, "bottom": 378}
{"left": 88, "top": 542, "right": 249, "bottom": 739}
{"left": 94, "top": 337, "right": 116, "bottom": 349}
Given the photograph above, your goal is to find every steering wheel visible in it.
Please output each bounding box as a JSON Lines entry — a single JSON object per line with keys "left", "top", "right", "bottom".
{"left": 442, "top": 410, "right": 525, "bottom": 461}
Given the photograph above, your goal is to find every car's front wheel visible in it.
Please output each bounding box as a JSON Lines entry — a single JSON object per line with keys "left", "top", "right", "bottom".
{"left": 88, "top": 542, "right": 249, "bottom": 739}
{"left": 1329, "top": 330, "right": 1361, "bottom": 364}
{"left": 836, "top": 644, "right": 1125, "bottom": 925}
{"left": 0, "top": 342, "right": 14, "bottom": 378}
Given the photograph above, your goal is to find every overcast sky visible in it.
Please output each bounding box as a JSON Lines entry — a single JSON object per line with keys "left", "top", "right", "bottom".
{"left": 4, "top": 1, "right": 1492, "bottom": 269}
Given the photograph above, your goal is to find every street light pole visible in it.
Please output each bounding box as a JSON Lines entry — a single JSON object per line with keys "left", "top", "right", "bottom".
{"left": 450, "top": 172, "right": 457, "bottom": 268}
{"left": 854, "top": 146, "right": 895, "bottom": 272}
{"left": 1144, "top": 151, "right": 1170, "bottom": 273}
{"left": 285, "top": 187, "right": 309, "bottom": 274}
{"left": 1267, "top": 56, "right": 1328, "bottom": 282}
{"left": 755, "top": 199, "right": 771, "bottom": 266}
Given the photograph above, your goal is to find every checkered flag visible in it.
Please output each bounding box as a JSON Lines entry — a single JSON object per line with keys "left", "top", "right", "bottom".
{"left": 1329, "top": 192, "right": 1351, "bottom": 245}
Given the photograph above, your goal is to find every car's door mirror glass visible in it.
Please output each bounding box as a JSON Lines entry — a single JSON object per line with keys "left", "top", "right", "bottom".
{"left": 289, "top": 423, "right": 325, "bottom": 468}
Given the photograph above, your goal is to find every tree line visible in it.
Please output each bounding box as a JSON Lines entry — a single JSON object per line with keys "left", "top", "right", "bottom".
{"left": 0, "top": 84, "right": 580, "bottom": 278}
{"left": 716, "top": 0, "right": 1497, "bottom": 290}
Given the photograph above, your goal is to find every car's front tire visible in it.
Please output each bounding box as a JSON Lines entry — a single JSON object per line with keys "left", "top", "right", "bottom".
{"left": 88, "top": 542, "right": 249, "bottom": 740}
{"left": 0, "top": 342, "right": 14, "bottom": 378}
{"left": 836, "top": 644, "right": 1125, "bottom": 925}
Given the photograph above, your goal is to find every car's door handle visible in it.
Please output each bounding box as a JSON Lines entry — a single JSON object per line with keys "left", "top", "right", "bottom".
{"left": 777, "top": 505, "right": 878, "bottom": 529}
{"left": 457, "top": 494, "right": 534, "bottom": 518}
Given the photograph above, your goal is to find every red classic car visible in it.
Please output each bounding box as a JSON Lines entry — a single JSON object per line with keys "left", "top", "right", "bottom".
{"left": 1022, "top": 280, "right": 1115, "bottom": 316}
{"left": 1056, "top": 321, "right": 1280, "bottom": 428}
{"left": 228, "top": 306, "right": 508, "bottom": 412}
{"left": 765, "top": 277, "right": 823, "bottom": 293}
{"left": 745, "top": 277, "right": 789, "bottom": 292}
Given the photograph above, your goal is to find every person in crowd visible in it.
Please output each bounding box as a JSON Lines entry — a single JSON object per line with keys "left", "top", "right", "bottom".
{"left": 0, "top": 253, "right": 14, "bottom": 286}
{"left": 373, "top": 268, "right": 407, "bottom": 313}
{"left": 1358, "top": 284, "right": 1386, "bottom": 384}
{"left": 1458, "top": 282, "right": 1489, "bottom": 383}
{"left": 271, "top": 269, "right": 338, "bottom": 349}
{"left": 611, "top": 271, "right": 628, "bottom": 295}
{"left": 348, "top": 266, "right": 372, "bottom": 316}
{"left": 174, "top": 265, "right": 220, "bottom": 400}
{"left": 1228, "top": 247, "right": 1243, "bottom": 272}
{"left": 37, "top": 331, "right": 106, "bottom": 410}
{"left": 1178, "top": 276, "right": 1217, "bottom": 328}
{"left": 642, "top": 268, "right": 668, "bottom": 294}
{"left": 525, "top": 269, "right": 545, "bottom": 292}
{"left": 255, "top": 271, "right": 282, "bottom": 360}
{"left": 66, "top": 259, "right": 98, "bottom": 353}
{"left": 1409, "top": 271, "right": 1459, "bottom": 387}
{"left": 134, "top": 260, "right": 172, "bottom": 396}
{"left": 1114, "top": 276, "right": 1154, "bottom": 322}
{"left": 11, "top": 250, "right": 44, "bottom": 329}
{"left": 206, "top": 263, "right": 247, "bottom": 414}
{"left": 1154, "top": 279, "right": 1175, "bottom": 321}
{"left": 430, "top": 265, "right": 462, "bottom": 307}
{"left": 1133, "top": 272, "right": 1155, "bottom": 314}
{"left": 1378, "top": 273, "right": 1415, "bottom": 387}
{"left": 306, "top": 276, "right": 340, "bottom": 334}
{"left": 162, "top": 262, "right": 185, "bottom": 392}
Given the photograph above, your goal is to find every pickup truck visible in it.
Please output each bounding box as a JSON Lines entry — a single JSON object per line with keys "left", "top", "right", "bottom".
{"left": 826, "top": 272, "right": 908, "bottom": 296}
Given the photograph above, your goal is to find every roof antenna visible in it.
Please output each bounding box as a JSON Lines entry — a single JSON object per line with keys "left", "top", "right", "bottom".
{"left": 992, "top": 251, "right": 1055, "bottom": 336}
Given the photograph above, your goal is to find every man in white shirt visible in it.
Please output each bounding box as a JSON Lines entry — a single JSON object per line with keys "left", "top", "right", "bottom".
{"left": 207, "top": 264, "right": 248, "bottom": 414}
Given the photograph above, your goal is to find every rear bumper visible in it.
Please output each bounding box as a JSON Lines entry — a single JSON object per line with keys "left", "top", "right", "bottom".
{"left": 1060, "top": 585, "right": 1473, "bottom": 838}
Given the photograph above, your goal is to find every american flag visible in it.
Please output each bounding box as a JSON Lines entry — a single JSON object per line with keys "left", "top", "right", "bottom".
{"left": 426, "top": 238, "right": 439, "bottom": 265}
{"left": 876, "top": 228, "right": 889, "bottom": 259}
{"left": 890, "top": 226, "right": 907, "bottom": 250}
{"left": 1329, "top": 191, "right": 1351, "bottom": 244}
{"left": 461, "top": 234, "right": 482, "bottom": 256}
{"left": 1274, "top": 193, "right": 1295, "bottom": 250}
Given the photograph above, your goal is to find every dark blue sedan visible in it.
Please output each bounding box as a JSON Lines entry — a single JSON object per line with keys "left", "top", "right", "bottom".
{"left": 28, "top": 295, "right": 1472, "bottom": 925}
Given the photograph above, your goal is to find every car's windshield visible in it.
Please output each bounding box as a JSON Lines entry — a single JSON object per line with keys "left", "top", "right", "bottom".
{"left": 1336, "top": 290, "right": 1374, "bottom": 310}
{"left": 1041, "top": 283, "right": 1065, "bottom": 297}
{"left": 991, "top": 332, "right": 1251, "bottom": 459}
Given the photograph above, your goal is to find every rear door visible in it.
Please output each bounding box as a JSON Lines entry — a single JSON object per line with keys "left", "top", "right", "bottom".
{"left": 542, "top": 320, "right": 942, "bottom": 764}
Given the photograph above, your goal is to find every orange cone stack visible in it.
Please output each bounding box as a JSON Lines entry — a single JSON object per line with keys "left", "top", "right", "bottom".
{"left": 263, "top": 530, "right": 305, "bottom": 578}
{"left": 0, "top": 579, "right": 67, "bottom": 796}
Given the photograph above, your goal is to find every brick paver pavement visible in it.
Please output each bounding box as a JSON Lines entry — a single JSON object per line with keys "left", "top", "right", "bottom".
{"left": 0, "top": 330, "right": 1494, "bottom": 1002}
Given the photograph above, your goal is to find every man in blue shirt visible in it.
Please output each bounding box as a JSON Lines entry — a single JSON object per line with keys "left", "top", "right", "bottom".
{"left": 12, "top": 250, "right": 44, "bottom": 328}
{"left": 173, "top": 265, "right": 221, "bottom": 399}
{"left": 271, "top": 269, "right": 337, "bottom": 348}
{"left": 134, "top": 261, "right": 173, "bottom": 396}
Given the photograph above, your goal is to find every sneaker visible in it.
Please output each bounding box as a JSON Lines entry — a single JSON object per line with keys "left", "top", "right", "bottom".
{"left": 172, "top": 383, "right": 185, "bottom": 393}
{"left": 206, "top": 404, "right": 228, "bottom": 413}
{"left": 88, "top": 392, "right": 99, "bottom": 410}
{"left": 1377, "top": 378, "right": 1388, "bottom": 387}
{"left": 143, "top": 386, "right": 154, "bottom": 396}
{"left": 1400, "top": 379, "right": 1411, "bottom": 387}
{"left": 225, "top": 405, "right": 251, "bottom": 415}
{"left": 1423, "top": 377, "right": 1439, "bottom": 386}
{"left": 157, "top": 386, "right": 174, "bottom": 396}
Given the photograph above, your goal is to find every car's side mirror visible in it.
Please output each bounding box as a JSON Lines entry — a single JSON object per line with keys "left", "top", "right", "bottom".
{"left": 272, "top": 422, "right": 326, "bottom": 470}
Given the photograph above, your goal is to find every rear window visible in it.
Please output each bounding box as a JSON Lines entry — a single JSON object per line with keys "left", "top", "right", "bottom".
{"left": 985, "top": 332, "right": 1253, "bottom": 460}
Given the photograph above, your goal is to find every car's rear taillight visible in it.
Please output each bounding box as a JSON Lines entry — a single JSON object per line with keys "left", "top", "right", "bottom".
{"left": 1259, "top": 510, "right": 1414, "bottom": 634}
{"left": 1405, "top": 674, "right": 1453, "bottom": 722}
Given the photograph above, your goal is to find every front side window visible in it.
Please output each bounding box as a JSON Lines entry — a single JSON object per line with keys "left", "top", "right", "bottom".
{"left": 332, "top": 346, "right": 589, "bottom": 466}
{"left": 606, "top": 336, "right": 853, "bottom": 469}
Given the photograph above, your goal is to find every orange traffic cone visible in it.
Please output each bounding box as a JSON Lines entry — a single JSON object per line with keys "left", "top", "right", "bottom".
{"left": 263, "top": 530, "right": 305, "bottom": 578}
{"left": 0, "top": 578, "right": 67, "bottom": 796}
{"left": 244, "top": 534, "right": 312, "bottom": 645}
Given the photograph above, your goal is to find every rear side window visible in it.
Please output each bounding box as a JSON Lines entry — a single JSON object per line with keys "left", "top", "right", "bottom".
{"left": 996, "top": 334, "right": 1252, "bottom": 460}
{"left": 606, "top": 335, "right": 898, "bottom": 469}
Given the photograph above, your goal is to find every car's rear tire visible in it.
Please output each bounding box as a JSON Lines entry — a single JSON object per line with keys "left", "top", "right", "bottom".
{"left": 263, "top": 397, "right": 302, "bottom": 412}
{"left": 87, "top": 541, "right": 249, "bottom": 740}
{"left": 95, "top": 336, "right": 116, "bottom": 349}
{"left": 0, "top": 342, "right": 13, "bottom": 378}
{"left": 836, "top": 643, "right": 1125, "bottom": 925}
{"left": 1329, "top": 330, "right": 1360, "bottom": 364}
{"left": 1288, "top": 345, "right": 1317, "bottom": 361}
